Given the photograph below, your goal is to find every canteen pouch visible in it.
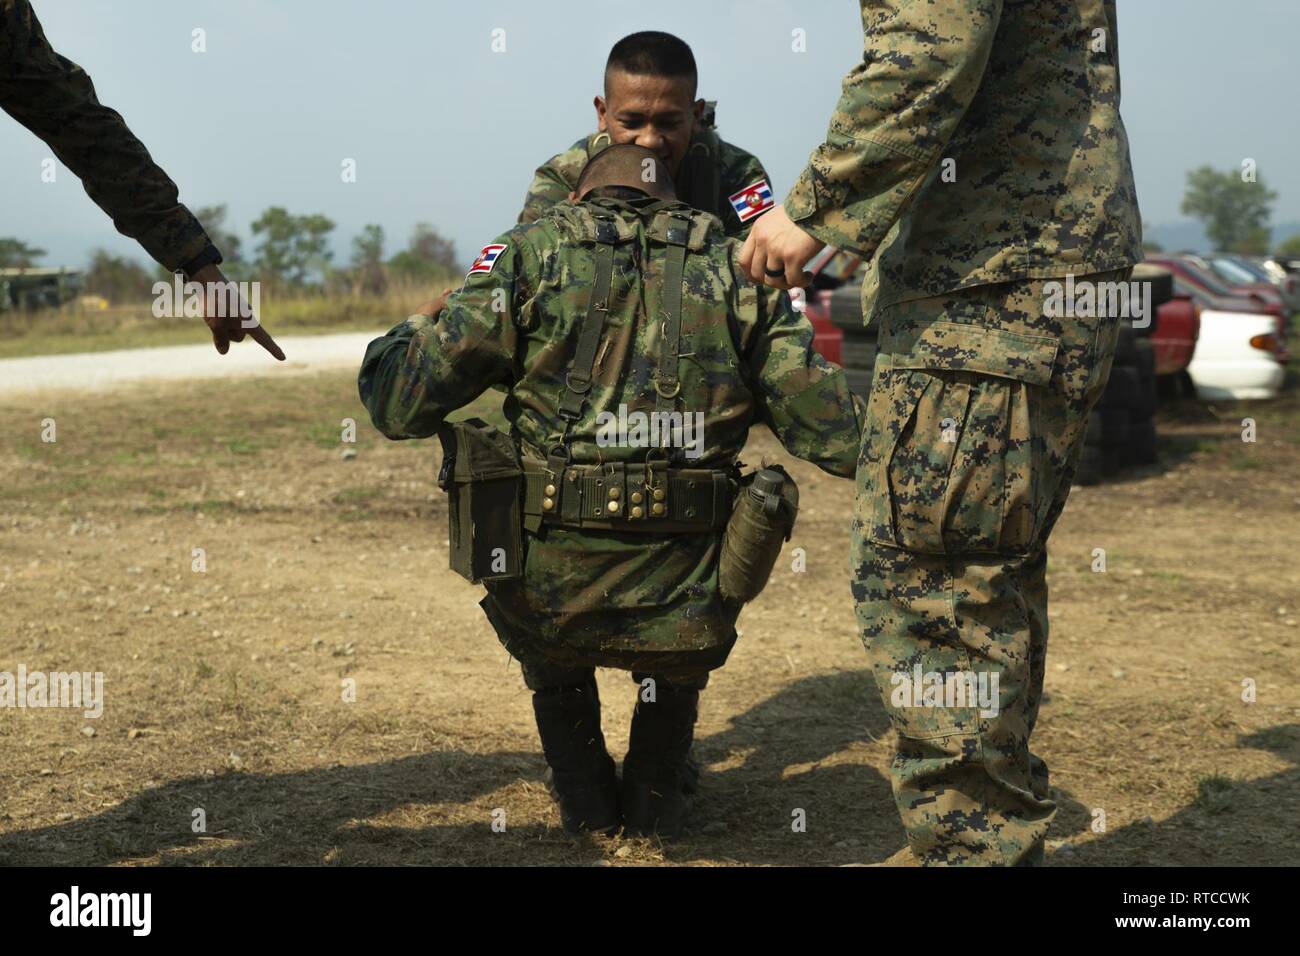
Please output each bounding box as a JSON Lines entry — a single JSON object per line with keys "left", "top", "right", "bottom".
{"left": 436, "top": 418, "right": 523, "bottom": 584}
{"left": 718, "top": 465, "right": 799, "bottom": 604}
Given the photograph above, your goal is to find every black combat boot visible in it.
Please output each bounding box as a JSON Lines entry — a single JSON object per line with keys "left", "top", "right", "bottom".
{"left": 532, "top": 680, "right": 620, "bottom": 835}
{"left": 621, "top": 683, "right": 700, "bottom": 839}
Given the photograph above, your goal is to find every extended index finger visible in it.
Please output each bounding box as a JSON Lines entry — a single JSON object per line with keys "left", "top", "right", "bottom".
{"left": 248, "top": 322, "right": 286, "bottom": 361}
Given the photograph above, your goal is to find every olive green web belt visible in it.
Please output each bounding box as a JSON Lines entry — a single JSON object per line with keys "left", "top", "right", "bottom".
{"left": 521, "top": 459, "right": 734, "bottom": 532}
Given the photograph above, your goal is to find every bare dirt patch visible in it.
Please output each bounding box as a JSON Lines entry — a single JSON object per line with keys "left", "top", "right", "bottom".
{"left": 1, "top": 371, "right": 1297, "bottom": 866}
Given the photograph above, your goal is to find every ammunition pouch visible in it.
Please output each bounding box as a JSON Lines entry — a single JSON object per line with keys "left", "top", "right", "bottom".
{"left": 521, "top": 458, "right": 734, "bottom": 533}
{"left": 718, "top": 465, "right": 799, "bottom": 604}
{"left": 436, "top": 419, "right": 523, "bottom": 584}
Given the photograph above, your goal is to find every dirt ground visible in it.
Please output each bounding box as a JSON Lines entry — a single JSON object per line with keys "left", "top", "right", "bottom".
{"left": 1, "top": 368, "right": 1298, "bottom": 866}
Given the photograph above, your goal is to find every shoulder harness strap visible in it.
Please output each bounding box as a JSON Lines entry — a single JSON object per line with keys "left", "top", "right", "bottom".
{"left": 653, "top": 212, "right": 692, "bottom": 421}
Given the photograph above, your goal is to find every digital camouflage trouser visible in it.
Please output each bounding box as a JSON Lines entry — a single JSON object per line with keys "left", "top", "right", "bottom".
{"left": 852, "top": 269, "right": 1129, "bottom": 866}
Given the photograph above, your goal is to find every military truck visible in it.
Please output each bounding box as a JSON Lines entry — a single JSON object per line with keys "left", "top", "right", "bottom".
{"left": 0, "top": 267, "right": 82, "bottom": 312}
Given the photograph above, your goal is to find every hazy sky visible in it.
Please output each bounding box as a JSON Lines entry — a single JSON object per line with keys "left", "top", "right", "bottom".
{"left": 3, "top": 0, "right": 1297, "bottom": 270}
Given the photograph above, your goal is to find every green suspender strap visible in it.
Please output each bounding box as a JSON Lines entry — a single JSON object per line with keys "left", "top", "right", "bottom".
{"left": 654, "top": 213, "right": 691, "bottom": 421}
{"left": 540, "top": 215, "right": 619, "bottom": 530}
{"left": 685, "top": 128, "right": 720, "bottom": 217}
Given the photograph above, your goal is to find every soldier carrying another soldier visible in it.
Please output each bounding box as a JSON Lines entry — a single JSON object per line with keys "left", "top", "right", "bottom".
{"left": 361, "top": 144, "right": 863, "bottom": 838}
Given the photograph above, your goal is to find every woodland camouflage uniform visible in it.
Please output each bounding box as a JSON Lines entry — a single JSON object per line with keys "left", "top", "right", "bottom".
{"left": 360, "top": 185, "right": 863, "bottom": 834}
{"left": 787, "top": 0, "right": 1142, "bottom": 865}
{"left": 519, "top": 123, "right": 772, "bottom": 240}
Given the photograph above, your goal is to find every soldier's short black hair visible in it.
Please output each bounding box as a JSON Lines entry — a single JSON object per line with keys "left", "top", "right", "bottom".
{"left": 605, "top": 31, "right": 698, "bottom": 98}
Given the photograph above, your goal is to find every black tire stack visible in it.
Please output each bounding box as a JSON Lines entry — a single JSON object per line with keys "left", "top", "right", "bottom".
{"left": 824, "top": 266, "right": 1173, "bottom": 487}
{"left": 1074, "top": 266, "right": 1172, "bottom": 485}
{"left": 827, "top": 281, "right": 878, "bottom": 398}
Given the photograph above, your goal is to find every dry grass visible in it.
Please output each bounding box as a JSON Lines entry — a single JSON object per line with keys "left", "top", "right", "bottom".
{"left": 0, "top": 276, "right": 457, "bottom": 360}
{"left": 0, "top": 370, "right": 1298, "bottom": 866}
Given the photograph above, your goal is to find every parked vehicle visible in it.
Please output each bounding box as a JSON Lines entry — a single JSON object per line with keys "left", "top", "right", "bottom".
{"left": 1205, "top": 254, "right": 1300, "bottom": 314}
{"left": 1146, "top": 254, "right": 1290, "bottom": 337}
{"left": 804, "top": 254, "right": 1180, "bottom": 484}
{"left": 0, "top": 267, "right": 81, "bottom": 312}
{"left": 1186, "top": 307, "right": 1286, "bottom": 400}
{"left": 1150, "top": 290, "right": 1200, "bottom": 378}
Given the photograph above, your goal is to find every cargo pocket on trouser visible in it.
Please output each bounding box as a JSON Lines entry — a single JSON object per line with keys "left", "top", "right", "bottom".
{"left": 856, "top": 318, "right": 1060, "bottom": 743}
{"left": 866, "top": 320, "right": 1061, "bottom": 558}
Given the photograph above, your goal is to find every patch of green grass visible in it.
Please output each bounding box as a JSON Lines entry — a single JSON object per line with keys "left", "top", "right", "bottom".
{"left": 1146, "top": 569, "right": 1186, "bottom": 587}
{"left": 1228, "top": 455, "right": 1263, "bottom": 471}
{"left": 332, "top": 486, "right": 382, "bottom": 507}
{"left": 225, "top": 437, "right": 262, "bottom": 456}
{"left": 1193, "top": 774, "right": 1236, "bottom": 815}
{"left": 309, "top": 421, "right": 348, "bottom": 449}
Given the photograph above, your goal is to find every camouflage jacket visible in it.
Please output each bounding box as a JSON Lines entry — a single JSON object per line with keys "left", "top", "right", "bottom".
{"left": 786, "top": 0, "right": 1142, "bottom": 315}
{"left": 360, "top": 197, "right": 863, "bottom": 653}
{"left": 0, "top": 0, "right": 215, "bottom": 272}
{"left": 518, "top": 129, "right": 772, "bottom": 239}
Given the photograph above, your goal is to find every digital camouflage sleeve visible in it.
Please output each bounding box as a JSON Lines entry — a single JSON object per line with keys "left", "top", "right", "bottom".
{"left": 786, "top": 0, "right": 1141, "bottom": 305}
{"left": 0, "top": 0, "right": 215, "bottom": 272}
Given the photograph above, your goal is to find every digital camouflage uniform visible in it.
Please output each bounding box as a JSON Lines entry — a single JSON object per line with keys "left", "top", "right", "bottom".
{"left": 360, "top": 195, "right": 863, "bottom": 689}
{"left": 786, "top": 0, "right": 1142, "bottom": 865}
{"left": 0, "top": 0, "right": 217, "bottom": 272}
{"left": 519, "top": 126, "right": 772, "bottom": 240}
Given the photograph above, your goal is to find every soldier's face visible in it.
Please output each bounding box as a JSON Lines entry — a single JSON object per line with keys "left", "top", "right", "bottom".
{"left": 595, "top": 71, "right": 704, "bottom": 178}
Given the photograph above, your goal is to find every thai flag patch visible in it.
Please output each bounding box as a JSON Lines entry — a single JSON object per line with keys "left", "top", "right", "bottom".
{"left": 728, "top": 179, "right": 775, "bottom": 223}
{"left": 468, "top": 243, "right": 507, "bottom": 276}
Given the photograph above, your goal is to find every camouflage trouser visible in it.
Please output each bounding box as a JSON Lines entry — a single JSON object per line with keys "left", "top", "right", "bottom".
{"left": 851, "top": 269, "right": 1129, "bottom": 866}
{"left": 479, "top": 594, "right": 731, "bottom": 692}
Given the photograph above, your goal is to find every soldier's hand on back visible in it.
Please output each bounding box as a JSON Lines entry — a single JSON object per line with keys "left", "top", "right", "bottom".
{"left": 415, "top": 287, "right": 458, "bottom": 320}
{"left": 738, "top": 206, "right": 824, "bottom": 291}
{"left": 191, "top": 264, "right": 285, "bottom": 360}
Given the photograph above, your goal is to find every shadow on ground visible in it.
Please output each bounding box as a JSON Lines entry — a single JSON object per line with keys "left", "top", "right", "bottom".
{"left": 4, "top": 671, "right": 1295, "bottom": 866}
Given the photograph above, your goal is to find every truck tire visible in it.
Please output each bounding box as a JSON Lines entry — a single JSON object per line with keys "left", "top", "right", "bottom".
{"left": 1113, "top": 323, "right": 1139, "bottom": 365}
{"left": 1097, "top": 365, "right": 1140, "bottom": 410}
{"left": 1121, "top": 417, "right": 1158, "bottom": 467}
{"left": 1075, "top": 443, "right": 1121, "bottom": 485}
{"left": 1097, "top": 406, "right": 1131, "bottom": 446}
{"left": 844, "top": 367, "right": 874, "bottom": 399}
{"left": 1132, "top": 339, "right": 1158, "bottom": 419}
{"left": 840, "top": 334, "right": 878, "bottom": 370}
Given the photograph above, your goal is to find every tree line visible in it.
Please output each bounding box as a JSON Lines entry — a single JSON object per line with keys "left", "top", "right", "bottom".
{"left": 0, "top": 205, "right": 461, "bottom": 303}
{"left": 3, "top": 165, "right": 1299, "bottom": 304}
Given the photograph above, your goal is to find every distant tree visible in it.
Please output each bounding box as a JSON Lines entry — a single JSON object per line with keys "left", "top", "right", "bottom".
{"left": 1181, "top": 165, "right": 1277, "bottom": 254}
{"left": 388, "top": 222, "right": 459, "bottom": 281}
{"left": 250, "top": 207, "right": 336, "bottom": 289}
{"left": 349, "top": 224, "right": 388, "bottom": 296}
{"left": 1276, "top": 234, "right": 1300, "bottom": 259}
{"left": 83, "top": 249, "right": 154, "bottom": 303}
{"left": 0, "top": 238, "right": 46, "bottom": 269}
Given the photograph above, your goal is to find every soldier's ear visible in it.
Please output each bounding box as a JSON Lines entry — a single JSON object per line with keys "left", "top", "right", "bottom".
{"left": 595, "top": 95, "right": 608, "bottom": 132}
{"left": 692, "top": 99, "right": 706, "bottom": 123}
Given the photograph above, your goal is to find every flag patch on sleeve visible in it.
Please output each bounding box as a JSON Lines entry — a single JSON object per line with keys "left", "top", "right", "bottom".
{"left": 728, "top": 179, "right": 775, "bottom": 223}
{"left": 468, "top": 243, "right": 507, "bottom": 276}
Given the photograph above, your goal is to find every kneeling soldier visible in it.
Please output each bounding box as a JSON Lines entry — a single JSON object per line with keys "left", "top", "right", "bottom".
{"left": 359, "top": 145, "right": 863, "bottom": 838}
